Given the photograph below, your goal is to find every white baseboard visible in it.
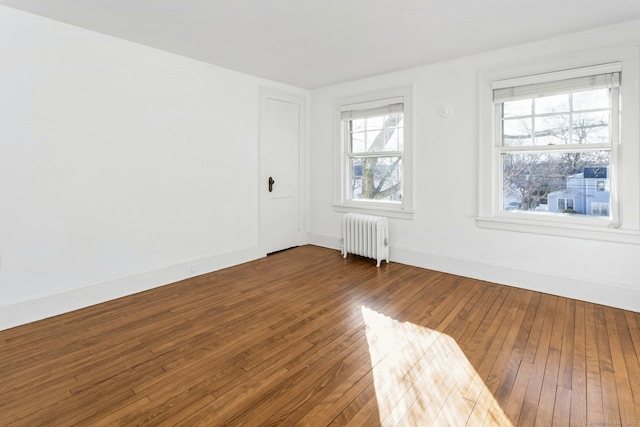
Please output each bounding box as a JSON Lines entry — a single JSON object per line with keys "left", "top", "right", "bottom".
{"left": 4, "top": 235, "right": 637, "bottom": 332}
{"left": 0, "top": 246, "right": 265, "bottom": 331}
{"left": 307, "top": 232, "right": 341, "bottom": 250}
{"left": 307, "top": 233, "right": 640, "bottom": 313}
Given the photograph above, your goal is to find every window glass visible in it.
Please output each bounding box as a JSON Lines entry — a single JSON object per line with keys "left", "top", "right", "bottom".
{"left": 572, "top": 111, "right": 610, "bottom": 144}
{"left": 501, "top": 151, "right": 611, "bottom": 216}
{"left": 349, "top": 157, "right": 402, "bottom": 201}
{"left": 536, "top": 94, "right": 570, "bottom": 114}
{"left": 573, "top": 88, "right": 609, "bottom": 110}
{"left": 503, "top": 99, "right": 532, "bottom": 118}
{"left": 345, "top": 110, "right": 404, "bottom": 202}
{"left": 534, "top": 115, "right": 570, "bottom": 145}
{"left": 503, "top": 118, "right": 532, "bottom": 146}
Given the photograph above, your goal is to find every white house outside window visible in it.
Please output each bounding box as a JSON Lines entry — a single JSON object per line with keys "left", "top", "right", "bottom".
{"left": 333, "top": 87, "right": 414, "bottom": 219}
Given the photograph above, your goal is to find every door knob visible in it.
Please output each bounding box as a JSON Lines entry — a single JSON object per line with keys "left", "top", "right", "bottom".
{"left": 268, "top": 176, "right": 275, "bottom": 192}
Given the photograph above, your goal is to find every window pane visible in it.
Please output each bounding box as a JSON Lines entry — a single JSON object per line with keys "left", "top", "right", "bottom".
{"left": 503, "top": 99, "right": 532, "bottom": 118}
{"left": 502, "top": 151, "right": 610, "bottom": 216}
{"left": 366, "top": 116, "right": 385, "bottom": 130}
{"left": 573, "top": 88, "right": 609, "bottom": 111}
{"left": 382, "top": 128, "right": 401, "bottom": 151}
{"left": 572, "top": 111, "right": 610, "bottom": 144}
{"left": 351, "top": 118, "right": 365, "bottom": 133}
{"left": 503, "top": 118, "right": 532, "bottom": 146}
{"left": 535, "top": 115, "right": 570, "bottom": 145}
{"left": 351, "top": 131, "right": 365, "bottom": 152}
{"left": 365, "top": 130, "right": 381, "bottom": 150}
{"left": 350, "top": 156, "right": 402, "bottom": 202}
{"left": 535, "top": 94, "right": 570, "bottom": 114}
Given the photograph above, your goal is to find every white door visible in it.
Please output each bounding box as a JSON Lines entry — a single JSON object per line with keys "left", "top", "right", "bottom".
{"left": 260, "top": 89, "right": 304, "bottom": 254}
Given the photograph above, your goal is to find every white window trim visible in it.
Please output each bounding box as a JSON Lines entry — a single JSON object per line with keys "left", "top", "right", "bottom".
{"left": 333, "top": 86, "right": 415, "bottom": 220}
{"left": 477, "top": 47, "right": 640, "bottom": 244}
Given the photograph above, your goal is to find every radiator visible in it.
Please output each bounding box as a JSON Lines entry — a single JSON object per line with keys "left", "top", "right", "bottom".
{"left": 341, "top": 213, "right": 389, "bottom": 267}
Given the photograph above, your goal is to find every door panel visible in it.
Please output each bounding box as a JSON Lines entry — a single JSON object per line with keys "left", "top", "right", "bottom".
{"left": 260, "top": 91, "right": 303, "bottom": 254}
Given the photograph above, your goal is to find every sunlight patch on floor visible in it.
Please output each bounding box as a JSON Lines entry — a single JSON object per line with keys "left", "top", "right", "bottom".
{"left": 361, "top": 306, "right": 513, "bottom": 426}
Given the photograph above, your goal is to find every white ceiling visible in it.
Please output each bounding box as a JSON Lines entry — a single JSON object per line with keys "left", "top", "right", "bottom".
{"left": 2, "top": 0, "right": 640, "bottom": 88}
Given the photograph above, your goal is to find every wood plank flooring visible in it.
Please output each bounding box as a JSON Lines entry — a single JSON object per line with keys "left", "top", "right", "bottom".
{"left": 1, "top": 245, "right": 639, "bottom": 426}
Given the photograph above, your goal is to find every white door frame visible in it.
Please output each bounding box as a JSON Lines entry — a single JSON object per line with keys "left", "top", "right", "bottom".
{"left": 259, "top": 87, "right": 308, "bottom": 254}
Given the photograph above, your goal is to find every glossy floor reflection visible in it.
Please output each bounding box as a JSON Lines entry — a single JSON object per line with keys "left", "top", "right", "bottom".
{"left": 362, "top": 306, "right": 513, "bottom": 426}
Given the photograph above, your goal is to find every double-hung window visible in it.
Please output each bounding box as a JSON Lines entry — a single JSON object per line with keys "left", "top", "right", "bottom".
{"left": 474, "top": 53, "right": 640, "bottom": 244}
{"left": 344, "top": 102, "right": 403, "bottom": 202}
{"left": 494, "top": 65, "right": 620, "bottom": 223}
{"left": 333, "top": 87, "right": 414, "bottom": 219}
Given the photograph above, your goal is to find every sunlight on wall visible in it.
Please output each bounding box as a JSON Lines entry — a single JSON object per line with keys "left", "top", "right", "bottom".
{"left": 361, "top": 306, "right": 513, "bottom": 426}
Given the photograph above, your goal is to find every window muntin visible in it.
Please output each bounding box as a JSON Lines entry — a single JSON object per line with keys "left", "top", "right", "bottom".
{"left": 343, "top": 103, "right": 404, "bottom": 203}
{"left": 496, "top": 72, "right": 619, "bottom": 220}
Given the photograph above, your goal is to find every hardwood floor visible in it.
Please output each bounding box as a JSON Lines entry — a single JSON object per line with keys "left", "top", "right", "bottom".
{"left": 1, "top": 245, "right": 639, "bottom": 426}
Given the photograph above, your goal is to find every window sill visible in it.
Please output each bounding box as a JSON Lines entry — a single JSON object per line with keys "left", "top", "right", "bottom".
{"left": 476, "top": 215, "right": 640, "bottom": 245}
{"left": 333, "top": 203, "right": 415, "bottom": 220}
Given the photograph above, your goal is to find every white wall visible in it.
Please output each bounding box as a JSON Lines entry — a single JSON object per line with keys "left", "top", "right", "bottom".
{"left": 0, "top": 6, "right": 306, "bottom": 329}
{"left": 309, "top": 20, "right": 640, "bottom": 312}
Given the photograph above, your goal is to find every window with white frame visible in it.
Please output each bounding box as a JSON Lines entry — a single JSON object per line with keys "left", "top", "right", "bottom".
{"left": 495, "top": 65, "right": 619, "bottom": 220}
{"left": 333, "top": 87, "right": 413, "bottom": 219}
{"left": 477, "top": 51, "right": 640, "bottom": 244}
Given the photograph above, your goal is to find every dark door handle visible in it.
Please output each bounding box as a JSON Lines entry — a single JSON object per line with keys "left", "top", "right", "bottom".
{"left": 268, "top": 177, "right": 275, "bottom": 192}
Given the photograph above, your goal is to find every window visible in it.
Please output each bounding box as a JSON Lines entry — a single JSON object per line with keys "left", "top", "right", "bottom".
{"left": 591, "top": 202, "right": 609, "bottom": 216}
{"left": 333, "top": 87, "right": 414, "bottom": 219}
{"left": 477, "top": 50, "right": 640, "bottom": 244}
{"left": 557, "top": 198, "right": 574, "bottom": 211}
{"left": 496, "top": 66, "right": 619, "bottom": 220}
{"left": 344, "top": 103, "right": 403, "bottom": 202}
